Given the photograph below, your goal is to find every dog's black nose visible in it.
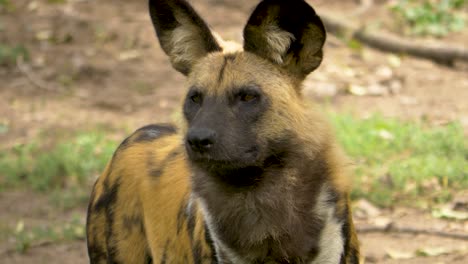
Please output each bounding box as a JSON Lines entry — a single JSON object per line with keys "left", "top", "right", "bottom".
{"left": 187, "top": 128, "right": 216, "bottom": 153}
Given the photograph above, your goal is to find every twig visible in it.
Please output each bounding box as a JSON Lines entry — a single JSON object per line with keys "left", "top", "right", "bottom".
{"left": 0, "top": 238, "right": 85, "bottom": 256}
{"left": 357, "top": 225, "right": 468, "bottom": 240}
{"left": 320, "top": 12, "right": 468, "bottom": 66}
{"left": 0, "top": 240, "right": 54, "bottom": 256}
{"left": 16, "top": 56, "right": 57, "bottom": 92}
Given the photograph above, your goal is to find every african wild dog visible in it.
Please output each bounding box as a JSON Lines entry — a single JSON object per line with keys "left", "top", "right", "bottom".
{"left": 86, "top": 0, "right": 360, "bottom": 263}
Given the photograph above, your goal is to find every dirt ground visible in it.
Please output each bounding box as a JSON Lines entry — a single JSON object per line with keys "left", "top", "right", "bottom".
{"left": 0, "top": 0, "right": 467, "bottom": 263}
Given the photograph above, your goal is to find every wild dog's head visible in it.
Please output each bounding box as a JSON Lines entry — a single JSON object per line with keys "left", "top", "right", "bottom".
{"left": 149, "top": 0, "right": 326, "bottom": 185}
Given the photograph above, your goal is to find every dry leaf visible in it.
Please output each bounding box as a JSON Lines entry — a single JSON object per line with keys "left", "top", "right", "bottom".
{"left": 387, "top": 54, "right": 401, "bottom": 68}
{"left": 432, "top": 208, "right": 468, "bottom": 221}
{"left": 386, "top": 248, "right": 415, "bottom": 260}
{"left": 348, "top": 84, "right": 367, "bottom": 96}
{"left": 416, "top": 247, "right": 452, "bottom": 257}
{"left": 354, "top": 199, "right": 381, "bottom": 218}
{"left": 373, "top": 216, "right": 392, "bottom": 228}
{"left": 118, "top": 50, "right": 142, "bottom": 61}
{"left": 377, "top": 129, "right": 394, "bottom": 140}
{"left": 15, "top": 220, "right": 25, "bottom": 233}
{"left": 36, "top": 30, "right": 52, "bottom": 41}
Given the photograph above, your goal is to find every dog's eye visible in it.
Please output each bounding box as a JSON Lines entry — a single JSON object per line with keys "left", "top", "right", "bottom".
{"left": 191, "top": 94, "right": 202, "bottom": 103}
{"left": 240, "top": 93, "right": 257, "bottom": 102}
{"left": 236, "top": 89, "right": 260, "bottom": 104}
{"left": 188, "top": 91, "right": 203, "bottom": 104}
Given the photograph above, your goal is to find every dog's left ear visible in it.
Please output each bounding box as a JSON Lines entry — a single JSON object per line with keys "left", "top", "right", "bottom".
{"left": 243, "top": 0, "right": 326, "bottom": 79}
{"left": 148, "top": 0, "right": 221, "bottom": 75}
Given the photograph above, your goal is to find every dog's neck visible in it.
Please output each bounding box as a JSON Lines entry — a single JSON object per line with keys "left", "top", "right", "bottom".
{"left": 190, "top": 149, "right": 345, "bottom": 263}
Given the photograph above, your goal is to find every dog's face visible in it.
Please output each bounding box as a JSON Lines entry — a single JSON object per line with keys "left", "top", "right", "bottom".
{"left": 183, "top": 52, "right": 297, "bottom": 174}
{"left": 149, "top": 0, "right": 326, "bottom": 183}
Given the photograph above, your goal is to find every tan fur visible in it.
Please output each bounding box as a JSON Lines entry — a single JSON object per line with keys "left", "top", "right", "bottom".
{"left": 87, "top": 133, "right": 216, "bottom": 263}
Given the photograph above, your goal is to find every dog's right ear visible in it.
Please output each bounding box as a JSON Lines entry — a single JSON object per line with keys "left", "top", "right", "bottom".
{"left": 243, "top": 0, "right": 326, "bottom": 80}
{"left": 148, "top": 0, "right": 221, "bottom": 75}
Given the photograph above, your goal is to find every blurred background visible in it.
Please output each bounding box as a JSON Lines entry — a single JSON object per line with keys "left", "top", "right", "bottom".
{"left": 0, "top": 0, "right": 467, "bottom": 263}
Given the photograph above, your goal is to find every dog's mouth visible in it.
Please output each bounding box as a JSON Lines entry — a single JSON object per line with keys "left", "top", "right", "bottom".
{"left": 186, "top": 145, "right": 261, "bottom": 167}
{"left": 189, "top": 149, "right": 287, "bottom": 188}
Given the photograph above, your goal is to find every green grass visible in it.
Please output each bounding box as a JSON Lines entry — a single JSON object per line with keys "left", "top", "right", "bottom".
{"left": 13, "top": 214, "right": 85, "bottom": 253}
{"left": 330, "top": 113, "right": 467, "bottom": 207}
{"left": 0, "top": 0, "right": 10, "bottom": 8}
{"left": 391, "top": 0, "right": 466, "bottom": 37}
{"left": 0, "top": 44, "right": 29, "bottom": 66}
{"left": 0, "top": 131, "right": 118, "bottom": 207}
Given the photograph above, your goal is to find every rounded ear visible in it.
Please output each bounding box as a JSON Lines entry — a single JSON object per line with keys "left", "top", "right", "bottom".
{"left": 148, "top": 0, "right": 221, "bottom": 75}
{"left": 243, "top": 0, "right": 326, "bottom": 79}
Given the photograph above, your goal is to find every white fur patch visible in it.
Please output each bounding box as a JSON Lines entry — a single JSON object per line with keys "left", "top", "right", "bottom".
{"left": 198, "top": 198, "right": 248, "bottom": 264}
{"left": 263, "top": 25, "right": 295, "bottom": 64}
{"left": 310, "top": 185, "right": 345, "bottom": 264}
{"left": 213, "top": 32, "right": 242, "bottom": 54}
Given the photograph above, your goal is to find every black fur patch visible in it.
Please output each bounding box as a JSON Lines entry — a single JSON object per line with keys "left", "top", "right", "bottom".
{"left": 339, "top": 201, "right": 359, "bottom": 264}
{"left": 148, "top": 148, "right": 182, "bottom": 178}
{"left": 92, "top": 178, "right": 121, "bottom": 263}
{"left": 326, "top": 188, "right": 341, "bottom": 206}
{"left": 348, "top": 248, "right": 360, "bottom": 264}
{"left": 87, "top": 181, "right": 107, "bottom": 262}
{"left": 243, "top": 0, "right": 325, "bottom": 76}
{"left": 204, "top": 224, "right": 218, "bottom": 264}
{"left": 122, "top": 214, "right": 143, "bottom": 235}
{"left": 161, "top": 241, "right": 169, "bottom": 264}
{"left": 146, "top": 254, "right": 153, "bottom": 264}
{"left": 176, "top": 198, "right": 188, "bottom": 235}
{"left": 217, "top": 54, "right": 237, "bottom": 83}
{"left": 192, "top": 242, "right": 202, "bottom": 264}
{"left": 118, "top": 124, "right": 176, "bottom": 153}
{"left": 87, "top": 242, "right": 107, "bottom": 263}
{"left": 93, "top": 179, "right": 119, "bottom": 212}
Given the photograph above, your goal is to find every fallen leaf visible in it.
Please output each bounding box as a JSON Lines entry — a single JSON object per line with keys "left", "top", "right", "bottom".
{"left": 118, "top": 50, "right": 142, "bottom": 61}
{"left": 354, "top": 199, "right": 381, "bottom": 218}
{"left": 15, "top": 220, "right": 25, "bottom": 233}
{"left": 385, "top": 248, "right": 415, "bottom": 260}
{"left": 416, "top": 247, "right": 452, "bottom": 257}
{"left": 387, "top": 54, "right": 401, "bottom": 68}
{"left": 399, "top": 96, "right": 418, "bottom": 106}
{"left": 432, "top": 208, "right": 468, "bottom": 221}
{"left": 373, "top": 216, "right": 392, "bottom": 228}
{"left": 348, "top": 84, "right": 367, "bottom": 96}
{"left": 74, "top": 226, "right": 85, "bottom": 239}
{"left": 36, "top": 30, "right": 52, "bottom": 41}
{"left": 377, "top": 129, "right": 394, "bottom": 140}
{"left": 27, "top": 1, "right": 39, "bottom": 11}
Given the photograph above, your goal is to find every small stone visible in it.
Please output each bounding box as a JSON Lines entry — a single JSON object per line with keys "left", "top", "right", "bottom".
{"left": 311, "top": 82, "right": 338, "bottom": 98}
{"left": 348, "top": 84, "right": 367, "bottom": 96}
{"left": 375, "top": 66, "right": 393, "bottom": 80}
{"left": 399, "top": 96, "right": 418, "bottom": 105}
{"left": 355, "top": 199, "right": 381, "bottom": 218}
{"left": 387, "top": 79, "right": 403, "bottom": 94}
{"left": 303, "top": 78, "right": 339, "bottom": 98}
{"left": 367, "top": 83, "right": 389, "bottom": 96}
